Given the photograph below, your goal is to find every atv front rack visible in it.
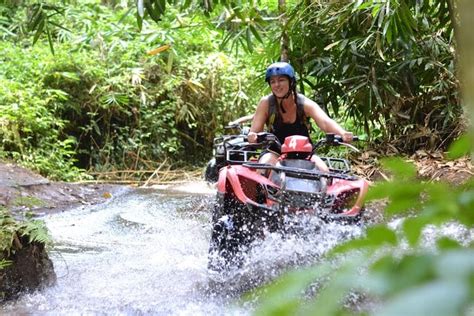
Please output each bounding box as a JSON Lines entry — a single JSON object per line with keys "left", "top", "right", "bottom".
{"left": 320, "top": 157, "right": 351, "bottom": 174}
{"left": 226, "top": 149, "right": 260, "bottom": 164}
{"left": 242, "top": 162, "right": 358, "bottom": 181}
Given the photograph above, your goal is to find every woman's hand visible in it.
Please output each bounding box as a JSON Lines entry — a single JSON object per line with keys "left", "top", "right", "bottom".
{"left": 247, "top": 131, "right": 258, "bottom": 143}
{"left": 341, "top": 131, "right": 353, "bottom": 143}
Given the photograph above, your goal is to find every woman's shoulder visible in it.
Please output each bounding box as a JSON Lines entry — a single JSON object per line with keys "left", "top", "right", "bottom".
{"left": 298, "top": 94, "right": 319, "bottom": 107}
{"left": 258, "top": 94, "right": 273, "bottom": 107}
{"left": 260, "top": 94, "right": 273, "bottom": 102}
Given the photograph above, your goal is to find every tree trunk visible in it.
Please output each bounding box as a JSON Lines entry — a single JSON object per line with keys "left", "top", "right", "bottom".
{"left": 457, "top": 1, "right": 474, "bottom": 152}
{"left": 279, "top": 0, "right": 289, "bottom": 62}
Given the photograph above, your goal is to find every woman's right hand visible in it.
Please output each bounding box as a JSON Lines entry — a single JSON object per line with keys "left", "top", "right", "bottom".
{"left": 247, "top": 131, "right": 258, "bottom": 143}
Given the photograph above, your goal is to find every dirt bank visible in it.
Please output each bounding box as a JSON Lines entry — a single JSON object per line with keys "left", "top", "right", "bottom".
{"left": 0, "top": 162, "right": 124, "bottom": 217}
{"left": 0, "top": 161, "right": 128, "bottom": 302}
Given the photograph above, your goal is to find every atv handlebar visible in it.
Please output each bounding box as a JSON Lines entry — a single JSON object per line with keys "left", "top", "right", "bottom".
{"left": 252, "top": 132, "right": 361, "bottom": 153}
{"left": 326, "top": 133, "right": 359, "bottom": 143}
{"left": 256, "top": 132, "right": 280, "bottom": 144}
{"left": 224, "top": 123, "right": 250, "bottom": 136}
{"left": 313, "top": 133, "right": 361, "bottom": 153}
{"left": 242, "top": 162, "right": 358, "bottom": 181}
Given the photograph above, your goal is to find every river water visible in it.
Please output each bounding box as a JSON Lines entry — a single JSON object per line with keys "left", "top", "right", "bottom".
{"left": 1, "top": 183, "right": 365, "bottom": 315}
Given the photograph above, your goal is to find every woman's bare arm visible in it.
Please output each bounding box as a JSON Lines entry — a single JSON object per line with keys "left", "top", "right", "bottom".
{"left": 248, "top": 97, "right": 269, "bottom": 143}
{"left": 304, "top": 97, "right": 353, "bottom": 142}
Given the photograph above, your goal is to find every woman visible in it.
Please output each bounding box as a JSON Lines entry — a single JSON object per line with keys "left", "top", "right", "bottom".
{"left": 248, "top": 62, "right": 353, "bottom": 171}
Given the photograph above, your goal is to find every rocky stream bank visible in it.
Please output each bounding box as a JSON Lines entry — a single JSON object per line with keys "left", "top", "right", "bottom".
{"left": 0, "top": 162, "right": 123, "bottom": 301}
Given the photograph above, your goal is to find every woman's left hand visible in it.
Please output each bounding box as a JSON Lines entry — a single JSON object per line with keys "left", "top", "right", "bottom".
{"left": 341, "top": 131, "right": 353, "bottom": 143}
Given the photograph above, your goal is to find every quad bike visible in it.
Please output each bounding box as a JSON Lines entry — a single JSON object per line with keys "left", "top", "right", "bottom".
{"left": 207, "top": 132, "right": 369, "bottom": 271}
{"left": 204, "top": 123, "right": 255, "bottom": 183}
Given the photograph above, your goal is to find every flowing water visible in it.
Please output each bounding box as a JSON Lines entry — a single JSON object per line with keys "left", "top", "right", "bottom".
{"left": 1, "top": 183, "right": 366, "bottom": 315}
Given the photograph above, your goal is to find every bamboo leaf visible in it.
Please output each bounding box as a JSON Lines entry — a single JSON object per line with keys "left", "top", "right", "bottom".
{"left": 145, "top": 1, "right": 160, "bottom": 21}
{"left": 166, "top": 49, "right": 174, "bottom": 74}
{"left": 371, "top": 83, "right": 383, "bottom": 106}
{"left": 46, "top": 23, "right": 55, "bottom": 55}
{"left": 249, "top": 25, "right": 263, "bottom": 43}
{"left": 245, "top": 27, "right": 253, "bottom": 51}
{"left": 375, "top": 33, "right": 385, "bottom": 60}
{"left": 28, "top": 4, "right": 44, "bottom": 31}
{"left": 181, "top": 0, "right": 192, "bottom": 10}
{"left": 32, "top": 16, "right": 45, "bottom": 45}
{"left": 137, "top": 0, "right": 145, "bottom": 18}
{"left": 146, "top": 44, "right": 171, "bottom": 56}
{"left": 157, "top": 0, "right": 167, "bottom": 14}
{"left": 136, "top": 10, "right": 143, "bottom": 31}
{"left": 118, "top": 6, "right": 134, "bottom": 24}
{"left": 324, "top": 40, "right": 341, "bottom": 51}
{"left": 48, "top": 21, "right": 71, "bottom": 33}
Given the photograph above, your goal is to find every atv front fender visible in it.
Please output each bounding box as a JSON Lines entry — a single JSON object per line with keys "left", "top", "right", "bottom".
{"left": 327, "top": 178, "right": 370, "bottom": 216}
{"left": 216, "top": 165, "right": 276, "bottom": 207}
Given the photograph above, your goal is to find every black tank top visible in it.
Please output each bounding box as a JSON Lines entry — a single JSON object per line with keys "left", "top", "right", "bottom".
{"left": 272, "top": 118, "right": 310, "bottom": 145}
{"left": 267, "top": 94, "right": 310, "bottom": 143}
{"left": 266, "top": 94, "right": 310, "bottom": 153}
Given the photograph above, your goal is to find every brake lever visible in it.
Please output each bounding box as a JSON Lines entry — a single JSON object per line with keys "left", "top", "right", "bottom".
{"left": 224, "top": 124, "right": 239, "bottom": 130}
{"left": 338, "top": 142, "right": 360, "bottom": 153}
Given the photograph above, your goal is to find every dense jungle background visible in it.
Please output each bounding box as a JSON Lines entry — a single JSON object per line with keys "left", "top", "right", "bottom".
{"left": 0, "top": 0, "right": 463, "bottom": 181}
{"left": 1, "top": 0, "right": 473, "bottom": 314}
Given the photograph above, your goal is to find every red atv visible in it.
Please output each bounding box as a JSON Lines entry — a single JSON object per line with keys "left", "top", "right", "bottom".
{"left": 207, "top": 132, "right": 369, "bottom": 270}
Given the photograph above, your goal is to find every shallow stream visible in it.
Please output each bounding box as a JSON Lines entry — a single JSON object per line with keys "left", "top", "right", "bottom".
{"left": 1, "top": 183, "right": 365, "bottom": 314}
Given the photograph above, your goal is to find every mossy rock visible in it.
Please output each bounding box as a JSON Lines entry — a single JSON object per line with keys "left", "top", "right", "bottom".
{"left": 0, "top": 235, "right": 56, "bottom": 301}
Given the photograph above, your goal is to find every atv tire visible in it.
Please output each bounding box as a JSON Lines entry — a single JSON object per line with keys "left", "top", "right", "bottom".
{"left": 208, "top": 215, "right": 241, "bottom": 271}
{"left": 207, "top": 197, "right": 252, "bottom": 271}
{"left": 204, "top": 158, "right": 219, "bottom": 183}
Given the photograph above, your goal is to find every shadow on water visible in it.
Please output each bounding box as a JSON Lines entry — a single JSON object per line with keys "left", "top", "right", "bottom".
{"left": 1, "top": 184, "right": 367, "bottom": 315}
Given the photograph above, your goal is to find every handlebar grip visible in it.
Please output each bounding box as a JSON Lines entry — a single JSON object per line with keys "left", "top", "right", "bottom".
{"left": 326, "top": 134, "right": 359, "bottom": 143}
{"left": 256, "top": 132, "right": 267, "bottom": 143}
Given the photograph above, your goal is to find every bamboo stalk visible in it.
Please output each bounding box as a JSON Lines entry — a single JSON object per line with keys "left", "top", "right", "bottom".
{"left": 144, "top": 157, "right": 168, "bottom": 186}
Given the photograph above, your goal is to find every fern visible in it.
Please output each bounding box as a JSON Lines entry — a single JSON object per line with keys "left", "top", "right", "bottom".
{"left": 0, "top": 208, "right": 19, "bottom": 253}
{"left": 0, "top": 207, "right": 52, "bottom": 256}
{"left": 0, "top": 259, "right": 12, "bottom": 270}
{"left": 19, "top": 220, "right": 52, "bottom": 246}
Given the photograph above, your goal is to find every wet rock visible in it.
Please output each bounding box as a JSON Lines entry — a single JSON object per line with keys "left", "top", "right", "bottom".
{"left": 0, "top": 161, "right": 122, "bottom": 216}
{"left": 0, "top": 161, "right": 124, "bottom": 302}
{"left": 0, "top": 236, "right": 56, "bottom": 301}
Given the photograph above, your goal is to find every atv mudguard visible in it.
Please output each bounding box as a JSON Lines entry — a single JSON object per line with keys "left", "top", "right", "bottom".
{"left": 217, "top": 165, "right": 276, "bottom": 206}
{"left": 327, "top": 178, "right": 370, "bottom": 216}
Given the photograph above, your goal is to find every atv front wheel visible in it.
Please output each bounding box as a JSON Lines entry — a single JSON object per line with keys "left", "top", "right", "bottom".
{"left": 207, "top": 215, "right": 241, "bottom": 271}
{"left": 204, "top": 158, "right": 219, "bottom": 183}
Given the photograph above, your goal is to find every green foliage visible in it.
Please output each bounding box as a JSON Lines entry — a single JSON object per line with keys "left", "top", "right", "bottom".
{"left": 12, "top": 196, "right": 46, "bottom": 209}
{"left": 285, "top": 0, "right": 461, "bottom": 152}
{"left": 132, "top": 0, "right": 463, "bottom": 152}
{"left": 0, "top": 0, "right": 467, "bottom": 176}
{"left": 0, "top": 207, "right": 52, "bottom": 260}
{"left": 253, "top": 136, "right": 474, "bottom": 315}
{"left": 3, "top": 0, "right": 465, "bottom": 166}
{"left": 0, "top": 44, "right": 86, "bottom": 180}
{"left": 1, "top": 1, "right": 262, "bottom": 176}
{"left": 17, "top": 217, "right": 51, "bottom": 245}
{"left": 0, "top": 259, "right": 12, "bottom": 270}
